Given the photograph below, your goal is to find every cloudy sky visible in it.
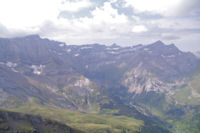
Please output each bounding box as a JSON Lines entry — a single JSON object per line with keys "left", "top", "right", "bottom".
{"left": 0, "top": 0, "right": 200, "bottom": 51}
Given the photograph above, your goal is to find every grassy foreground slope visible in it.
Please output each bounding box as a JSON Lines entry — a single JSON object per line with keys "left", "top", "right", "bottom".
{"left": 0, "top": 109, "right": 83, "bottom": 133}
{"left": 11, "top": 104, "right": 143, "bottom": 133}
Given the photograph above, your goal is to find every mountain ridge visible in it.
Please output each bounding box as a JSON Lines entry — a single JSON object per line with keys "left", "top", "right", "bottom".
{"left": 0, "top": 34, "right": 200, "bottom": 133}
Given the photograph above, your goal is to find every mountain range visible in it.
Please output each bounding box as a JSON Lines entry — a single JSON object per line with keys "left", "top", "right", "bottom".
{"left": 0, "top": 35, "right": 200, "bottom": 133}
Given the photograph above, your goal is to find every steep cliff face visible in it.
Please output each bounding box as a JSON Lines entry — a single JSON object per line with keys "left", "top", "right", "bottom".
{"left": 121, "top": 61, "right": 187, "bottom": 96}
{"left": 122, "top": 63, "right": 169, "bottom": 94}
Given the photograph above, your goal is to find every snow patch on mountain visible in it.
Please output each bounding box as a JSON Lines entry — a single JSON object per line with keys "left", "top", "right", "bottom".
{"left": 31, "top": 65, "right": 45, "bottom": 75}
{"left": 161, "top": 54, "right": 176, "bottom": 58}
{"left": 74, "top": 53, "right": 80, "bottom": 57}
{"left": 80, "top": 46, "right": 92, "bottom": 50}
{"left": 59, "top": 44, "right": 65, "bottom": 47}
{"left": 66, "top": 49, "right": 71, "bottom": 52}
{"left": 6, "top": 62, "right": 17, "bottom": 68}
{"left": 74, "top": 78, "right": 91, "bottom": 88}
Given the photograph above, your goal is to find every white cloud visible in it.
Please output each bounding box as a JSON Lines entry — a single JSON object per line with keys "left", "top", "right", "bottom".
{"left": 123, "top": 0, "right": 186, "bottom": 16}
{"left": 60, "top": 0, "right": 93, "bottom": 12}
{"left": 91, "top": 2, "right": 128, "bottom": 24}
{"left": 0, "top": 0, "right": 61, "bottom": 29}
{"left": 132, "top": 25, "right": 148, "bottom": 33}
{"left": 41, "top": 1, "right": 130, "bottom": 45}
{"left": 0, "top": 0, "right": 93, "bottom": 30}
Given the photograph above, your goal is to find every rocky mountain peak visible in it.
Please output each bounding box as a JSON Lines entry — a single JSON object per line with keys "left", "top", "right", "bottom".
{"left": 110, "top": 43, "right": 120, "bottom": 48}
{"left": 167, "top": 43, "right": 179, "bottom": 49}
{"left": 144, "top": 40, "right": 181, "bottom": 56}
{"left": 24, "top": 34, "right": 41, "bottom": 39}
{"left": 150, "top": 40, "right": 165, "bottom": 47}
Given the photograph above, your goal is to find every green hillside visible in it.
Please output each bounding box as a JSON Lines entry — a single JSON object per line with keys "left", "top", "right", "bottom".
{"left": 0, "top": 109, "right": 83, "bottom": 133}
{"left": 11, "top": 104, "right": 143, "bottom": 133}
